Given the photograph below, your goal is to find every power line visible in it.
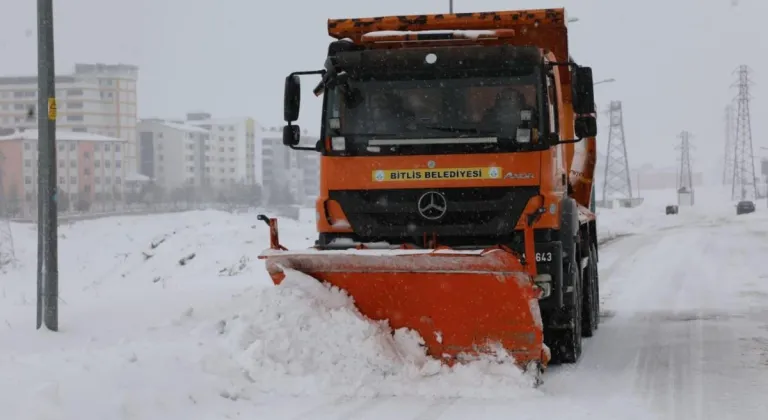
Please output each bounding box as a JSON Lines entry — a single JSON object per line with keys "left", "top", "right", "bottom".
{"left": 676, "top": 130, "right": 695, "bottom": 206}
{"left": 601, "top": 101, "right": 633, "bottom": 203}
{"left": 731, "top": 65, "right": 758, "bottom": 201}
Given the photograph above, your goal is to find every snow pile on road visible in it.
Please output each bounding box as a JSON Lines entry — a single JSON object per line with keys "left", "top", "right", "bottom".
{"left": 202, "top": 268, "right": 541, "bottom": 400}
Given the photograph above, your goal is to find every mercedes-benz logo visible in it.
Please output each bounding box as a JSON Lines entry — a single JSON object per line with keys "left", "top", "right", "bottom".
{"left": 417, "top": 191, "right": 448, "bottom": 220}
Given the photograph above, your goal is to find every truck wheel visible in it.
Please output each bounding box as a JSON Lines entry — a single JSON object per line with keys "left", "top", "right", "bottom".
{"left": 581, "top": 243, "right": 598, "bottom": 337}
{"left": 550, "top": 252, "right": 583, "bottom": 364}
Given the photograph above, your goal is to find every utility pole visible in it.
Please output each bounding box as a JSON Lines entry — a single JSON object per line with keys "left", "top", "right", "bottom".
{"left": 36, "top": 0, "right": 58, "bottom": 331}
{"left": 449, "top": 0, "right": 453, "bottom": 13}
{"left": 731, "top": 65, "right": 758, "bottom": 201}
{"left": 676, "top": 131, "right": 695, "bottom": 206}
{"left": 722, "top": 104, "right": 735, "bottom": 186}
{"left": 601, "top": 101, "right": 633, "bottom": 205}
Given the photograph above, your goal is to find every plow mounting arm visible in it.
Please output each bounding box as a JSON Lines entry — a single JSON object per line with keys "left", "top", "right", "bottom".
{"left": 257, "top": 214, "right": 287, "bottom": 251}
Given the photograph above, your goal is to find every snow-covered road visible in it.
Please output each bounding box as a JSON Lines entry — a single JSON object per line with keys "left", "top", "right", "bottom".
{"left": 2, "top": 193, "right": 767, "bottom": 419}
{"left": 245, "top": 217, "right": 768, "bottom": 419}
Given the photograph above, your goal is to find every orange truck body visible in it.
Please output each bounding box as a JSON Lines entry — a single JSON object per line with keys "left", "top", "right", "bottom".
{"left": 259, "top": 7, "right": 600, "bottom": 380}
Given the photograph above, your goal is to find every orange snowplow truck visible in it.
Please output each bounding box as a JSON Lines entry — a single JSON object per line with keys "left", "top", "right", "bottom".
{"left": 258, "top": 7, "right": 600, "bottom": 380}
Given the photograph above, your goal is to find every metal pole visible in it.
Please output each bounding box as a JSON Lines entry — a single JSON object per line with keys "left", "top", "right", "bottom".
{"left": 449, "top": 0, "right": 453, "bottom": 13}
{"left": 36, "top": 0, "right": 58, "bottom": 331}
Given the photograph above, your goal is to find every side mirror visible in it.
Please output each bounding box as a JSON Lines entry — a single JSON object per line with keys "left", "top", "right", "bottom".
{"left": 282, "top": 124, "right": 300, "bottom": 147}
{"left": 574, "top": 116, "right": 597, "bottom": 138}
{"left": 572, "top": 66, "right": 596, "bottom": 115}
{"left": 284, "top": 74, "right": 301, "bottom": 122}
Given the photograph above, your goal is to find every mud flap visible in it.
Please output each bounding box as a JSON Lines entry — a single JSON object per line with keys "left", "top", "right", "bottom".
{"left": 259, "top": 246, "right": 550, "bottom": 368}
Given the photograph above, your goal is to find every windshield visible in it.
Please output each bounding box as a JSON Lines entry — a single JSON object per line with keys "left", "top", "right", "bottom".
{"left": 324, "top": 75, "right": 541, "bottom": 156}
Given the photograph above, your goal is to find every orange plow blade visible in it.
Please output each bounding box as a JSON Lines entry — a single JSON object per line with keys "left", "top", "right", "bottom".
{"left": 259, "top": 246, "right": 550, "bottom": 369}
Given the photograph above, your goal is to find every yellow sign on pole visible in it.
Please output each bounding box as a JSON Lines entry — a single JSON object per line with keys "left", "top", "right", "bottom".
{"left": 47, "top": 97, "right": 57, "bottom": 120}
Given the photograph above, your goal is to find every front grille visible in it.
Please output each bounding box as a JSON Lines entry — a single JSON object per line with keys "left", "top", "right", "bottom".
{"left": 329, "top": 187, "right": 540, "bottom": 240}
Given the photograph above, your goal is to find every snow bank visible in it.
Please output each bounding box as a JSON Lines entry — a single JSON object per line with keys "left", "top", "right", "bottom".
{"left": 201, "top": 269, "right": 541, "bottom": 400}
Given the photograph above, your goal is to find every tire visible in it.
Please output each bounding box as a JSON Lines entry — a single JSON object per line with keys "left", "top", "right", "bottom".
{"left": 550, "top": 247, "right": 583, "bottom": 364}
{"left": 581, "top": 243, "right": 599, "bottom": 337}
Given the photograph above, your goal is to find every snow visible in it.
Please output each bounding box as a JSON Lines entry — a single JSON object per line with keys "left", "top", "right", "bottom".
{"left": 156, "top": 120, "right": 210, "bottom": 133}
{"left": 0, "top": 128, "right": 123, "bottom": 142}
{"left": 203, "top": 268, "right": 539, "bottom": 399}
{"left": 2, "top": 187, "right": 768, "bottom": 419}
{"left": 361, "top": 29, "right": 498, "bottom": 40}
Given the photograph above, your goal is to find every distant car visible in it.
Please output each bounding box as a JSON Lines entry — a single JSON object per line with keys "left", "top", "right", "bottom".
{"left": 736, "top": 200, "right": 756, "bottom": 215}
{"left": 665, "top": 205, "right": 679, "bottom": 215}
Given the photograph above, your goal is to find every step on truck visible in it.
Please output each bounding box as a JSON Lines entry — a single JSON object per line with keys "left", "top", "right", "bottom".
{"left": 258, "top": 7, "right": 601, "bottom": 382}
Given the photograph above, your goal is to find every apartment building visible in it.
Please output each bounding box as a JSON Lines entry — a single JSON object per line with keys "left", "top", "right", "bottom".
{"left": 137, "top": 119, "right": 210, "bottom": 191}
{"left": 184, "top": 112, "right": 260, "bottom": 187}
{"left": 0, "top": 63, "right": 139, "bottom": 172}
{"left": 0, "top": 128, "right": 127, "bottom": 216}
{"left": 260, "top": 127, "right": 320, "bottom": 205}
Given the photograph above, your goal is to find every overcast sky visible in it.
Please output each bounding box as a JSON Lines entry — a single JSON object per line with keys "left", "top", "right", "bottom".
{"left": 0, "top": 0, "right": 764, "bottom": 177}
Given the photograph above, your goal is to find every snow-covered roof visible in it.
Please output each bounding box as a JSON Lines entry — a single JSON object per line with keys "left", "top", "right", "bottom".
{"left": 124, "top": 172, "right": 151, "bottom": 182}
{"left": 186, "top": 117, "right": 256, "bottom": 126}
{"left": 157, "top": 121, "right": 209, "bottom": 134}
{"left": 0, "top": 129, "right": 123, "bottom": 142}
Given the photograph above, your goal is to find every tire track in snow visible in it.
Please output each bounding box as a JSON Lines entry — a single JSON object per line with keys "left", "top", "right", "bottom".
{"left": 408, "top": 397, "right": 458, "bottom": 420}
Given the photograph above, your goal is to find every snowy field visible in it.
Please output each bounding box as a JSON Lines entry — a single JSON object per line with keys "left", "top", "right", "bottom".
{"left": 2, "top": 186, "right": 768, "bottom": 419}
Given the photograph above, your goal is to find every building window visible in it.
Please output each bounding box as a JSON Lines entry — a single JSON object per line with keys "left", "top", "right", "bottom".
{"left": 72, "top": 127, "right": 87, "bottom": 133}
{"left": 58, "top": 160, "right": 64, "bottom": 168}
{"left": 69, "top": 142, "right": 76, "bottom": 151}
{"left": 104, "top": 144, "right": 111, "bottom": 151}
{"left": 24, "top": 159, "right": 31, "bottom": 167}
{"left": 66, "top": 89, "right": 83, "bottom": 96}
{"left": 70, "top": 160, "right": 76, "bottom": 168}
{"left": 67, "top": 102, "right": 84, "bottom": 109}
{"left": 105, "top": 161, "right": 111, "bottom": 168}
{"left": 24, "top": 143, "right": 30, "bottom": 150}
{"left": 94, "top": 160, "right": 100, "bottom": 168}
{"left": 70, "top": 176, "right": 76, "bottom": 183}
{"left": 114, "top": 144, "right": 120, "bottom": 152}
{"left": 115, "top": 161, "right": 121, "bottom": 168}
{"left": 59, "top": 177, "right": 64, "bottom": 184}
{"left": 83, "top": 151, "right": 90, "bottom": 159}
{"left": 66, "top": 115, "right": 84, "bottom": 122}
{"left": 115, "top": 177, "right": 121, "bottom": 185}
{"left": 24, "top": 176, "right": 31, "bottom": 185}
{"left": 84, "top": 168, "right": 90, "bottom": 175}
{"left": 83, "top": 185, "right": 91, "bottom": 193}
{"left": 94, "top": 144, "right": 100, "bottom": 151}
